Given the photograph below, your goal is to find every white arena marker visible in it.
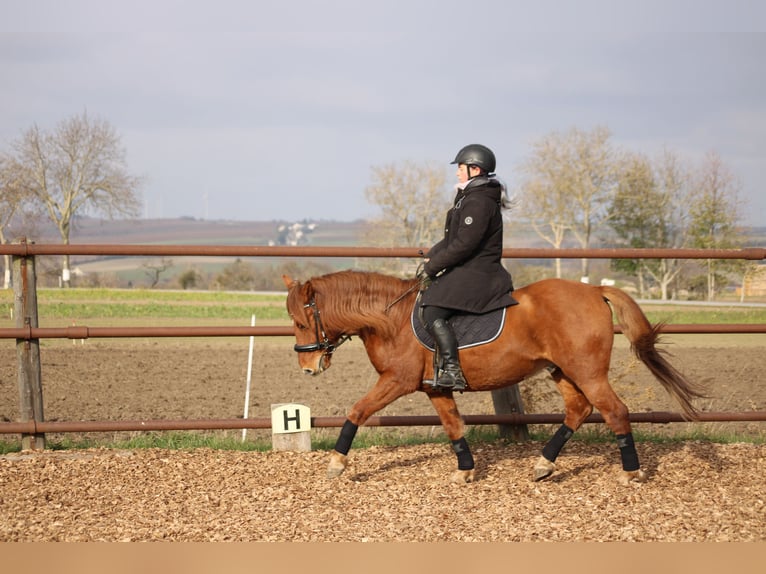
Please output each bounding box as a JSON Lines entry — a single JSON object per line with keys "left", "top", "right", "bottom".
{"left": 241, "top": 314, "right": 256, "bottom": 442}
{"left": 271, "top": 403, "right": 312, "bottom": 452}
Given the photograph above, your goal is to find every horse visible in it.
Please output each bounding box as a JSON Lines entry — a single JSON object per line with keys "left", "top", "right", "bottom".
{"left": 282, "top": 270, "right": 706, "bottom": 485}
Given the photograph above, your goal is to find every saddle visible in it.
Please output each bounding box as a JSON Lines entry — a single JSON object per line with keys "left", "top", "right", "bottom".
{"left": 410, "top": 299, "right": 507, "bottom": 352}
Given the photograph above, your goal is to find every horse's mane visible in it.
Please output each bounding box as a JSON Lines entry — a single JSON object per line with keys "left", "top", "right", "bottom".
{"left": 289, "top": 270, "right": 418, "bottom": 340}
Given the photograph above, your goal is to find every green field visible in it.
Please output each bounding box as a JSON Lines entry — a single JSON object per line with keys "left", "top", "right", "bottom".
{"left": 2, "top": 287, "right": 766, "bottom": 325}
{"left": 0, "top": 288, "right": 290, "bottom": 322}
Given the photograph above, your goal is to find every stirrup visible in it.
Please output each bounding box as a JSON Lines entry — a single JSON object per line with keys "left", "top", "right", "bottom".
{"left": 433, "top": 366, "right": 467, "bottom": 392}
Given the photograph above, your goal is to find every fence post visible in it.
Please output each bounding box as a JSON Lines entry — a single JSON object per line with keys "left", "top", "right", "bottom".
{"left": 491, "top": 386, "right": 530, "bottom": 442}
{"left": 12, "top": 239, "right": 46, "bottom": 450}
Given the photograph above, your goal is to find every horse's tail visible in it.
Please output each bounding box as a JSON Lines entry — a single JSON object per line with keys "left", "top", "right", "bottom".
{"left": 599, "top": 286, "right": 707, "bottom": 421}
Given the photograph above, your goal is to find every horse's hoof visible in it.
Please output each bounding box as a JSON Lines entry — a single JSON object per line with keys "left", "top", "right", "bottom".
{"left": 326, "top": 451, "right": 348, "bottom": 478}
{"left": 619, "top": 469, "right": 647, "bottom": 485}
{"left": 533, "top": 456, "right": 556, "bottom": 481}
{"left": 451, "top": 469, "right": 475, "bottom": 484}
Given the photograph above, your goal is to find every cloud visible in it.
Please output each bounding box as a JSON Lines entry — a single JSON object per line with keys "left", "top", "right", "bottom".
{"left": 1, "top": 1, "right": 764, "bottom": 225}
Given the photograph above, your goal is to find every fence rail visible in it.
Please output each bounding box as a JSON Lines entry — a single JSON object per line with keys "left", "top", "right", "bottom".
{"left": 1, "top": 323, "right": 765, "bottom": 342}
{"left": 1, "top": 242, "right": 765, "bottom": 260}
{"left": 2, "top": 241, "right": 765, "bottom": 448}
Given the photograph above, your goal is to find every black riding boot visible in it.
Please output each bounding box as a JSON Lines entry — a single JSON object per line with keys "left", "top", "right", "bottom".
{"left": 430, "top": 318, "right": 467, "bottom": 391}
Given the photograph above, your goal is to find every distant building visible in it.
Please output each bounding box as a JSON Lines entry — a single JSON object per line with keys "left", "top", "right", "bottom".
{"left": 270, "top": 222, "right": 317, "bottom": 246}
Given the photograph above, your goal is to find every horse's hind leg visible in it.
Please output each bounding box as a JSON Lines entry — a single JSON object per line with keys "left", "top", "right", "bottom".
{"left": 577, "top": 374, "right": 647, "bottom": 485}
{"left": 428, "top": 392, "right": 476, "bottom": 484}
{"left": 535, "top": 371, "right": 594, "bottom": 481}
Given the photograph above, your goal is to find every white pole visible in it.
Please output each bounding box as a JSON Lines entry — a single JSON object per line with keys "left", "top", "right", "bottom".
{"left": 242, "top": 314, "right": 256, "bottom": 442}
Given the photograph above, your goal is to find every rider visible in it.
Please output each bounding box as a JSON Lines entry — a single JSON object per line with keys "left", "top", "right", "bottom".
{"left": 419, "top": 143, "right": 517, "bottom": 391}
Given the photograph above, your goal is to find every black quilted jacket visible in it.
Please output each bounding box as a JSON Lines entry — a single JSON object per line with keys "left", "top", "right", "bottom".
{"left": 420, "top": 176, "right": 516, "bottom": 314}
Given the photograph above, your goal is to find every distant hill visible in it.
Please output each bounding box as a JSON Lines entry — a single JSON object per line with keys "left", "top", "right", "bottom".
{"left": 24, "top": 216, "right": 766, "bottom": 249}
{"left": 64, "top": 216, "right": 368, "bottom": 246}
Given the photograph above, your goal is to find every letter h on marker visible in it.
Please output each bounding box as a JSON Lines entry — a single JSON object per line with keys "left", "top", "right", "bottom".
{"left": 283, "top": 408, "right": 301, "bottom": 432}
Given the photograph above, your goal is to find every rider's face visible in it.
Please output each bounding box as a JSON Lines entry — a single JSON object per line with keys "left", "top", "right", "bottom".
{"left": 456, "top": 163, "right": 470, "bottom": 184}
{"left": 456, "top": 164, "right": 480, "bottom": 184}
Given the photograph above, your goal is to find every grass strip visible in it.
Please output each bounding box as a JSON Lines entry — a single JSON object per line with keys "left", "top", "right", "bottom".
{"left": 1, "top": 425, "right": 762, "bottom": 456}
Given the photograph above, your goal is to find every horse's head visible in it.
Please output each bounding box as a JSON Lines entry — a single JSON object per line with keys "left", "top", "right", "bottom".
{"left": 283, "top": 270, "right": 412, "bottom": 376}
{"left": 282, "top": 274, "right": 344, "bottom": 375}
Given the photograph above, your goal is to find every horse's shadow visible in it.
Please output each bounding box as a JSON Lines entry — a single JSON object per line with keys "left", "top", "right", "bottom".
{"left": 346, "top": 449, "right": 437, "bottom": 483}
{"left": 631, "top": 437, "right": 730, "bottom": 474}
{"left": 471, "top": 447, "right": 596, "bottom": 483}
{"left": 337, "top": 438, "right": 732, "bottom": 484}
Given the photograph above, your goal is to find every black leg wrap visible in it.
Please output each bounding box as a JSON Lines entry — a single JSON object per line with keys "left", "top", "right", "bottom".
{"left": 334, "top": 420, "right": 358, "bottom": 456}
{"left": 541, "top": 424, "right": 574, "bottom": 462}
{"left": 451, "top": 437, "right": 475, "bottom": 470}
{"left": 617, "top": 433, "right": 640, "bottom": 472}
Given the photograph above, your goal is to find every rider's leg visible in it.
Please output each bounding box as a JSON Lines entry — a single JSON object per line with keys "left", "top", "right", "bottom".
{"left": 422, "top": 306, "right": 466, "bottom": 391}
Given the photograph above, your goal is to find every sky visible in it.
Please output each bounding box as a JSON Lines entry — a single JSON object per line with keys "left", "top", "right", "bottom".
{"left": 2, "top": 0, "right": 765, "bottom": 226}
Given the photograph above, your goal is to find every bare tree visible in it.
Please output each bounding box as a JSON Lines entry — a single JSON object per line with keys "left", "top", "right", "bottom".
{"left": 519, "top": 126, "right": 620, "bottom": 280}
{"left": 0, "top": 157, "right": 41, "bottom": 288}
{"left": 143, "top": 257, "right": 174, "bottom": 288}
{"left": 0, "top": 158, "right": 24, "bottom": 288}
{"left": 517, "top": 137, "right": 576, "bottom": 278}
{"left": 364, "top": 160, "right": 450, "bottom": 275}
{"left": 562, "top": 126, "right": 621, "bottom": 281}
{"left": 687, "top": 151, "right": 744, "bottom": 300}
{"left": 3, "top": 112, "right": 142, "bottom": 287}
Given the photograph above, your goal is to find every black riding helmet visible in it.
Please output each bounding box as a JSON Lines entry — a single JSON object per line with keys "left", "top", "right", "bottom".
{"left": 450, "top": 144, "right": 496, "bottom": 174}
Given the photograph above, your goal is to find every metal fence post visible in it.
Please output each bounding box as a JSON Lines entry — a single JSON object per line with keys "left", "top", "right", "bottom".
{"left": 12, "top": 238, "right": 46, "bottom": 450}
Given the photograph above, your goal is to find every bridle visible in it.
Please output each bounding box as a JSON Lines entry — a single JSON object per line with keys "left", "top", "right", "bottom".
{"left": 292, "top": 279, "right": 419, "bottom": 355}
{"left": 292, "top": 297, "right": 350, "bottom": 355}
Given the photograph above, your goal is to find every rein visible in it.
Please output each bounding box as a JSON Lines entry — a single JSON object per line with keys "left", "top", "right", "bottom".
{"left": 383, "top": 258, "right": 427, "bottom": 313}
{"left": 384, "top": 281, "right": 420, "bottom": 313}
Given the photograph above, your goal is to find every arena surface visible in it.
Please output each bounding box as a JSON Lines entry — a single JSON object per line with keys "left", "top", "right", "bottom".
{"left": 1, "top": 336, "right": 764, "bottom": 541}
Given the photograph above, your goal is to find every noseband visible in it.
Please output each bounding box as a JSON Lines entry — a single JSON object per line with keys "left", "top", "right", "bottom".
{"left": 293, "top": 297, "right": 350, "bottom": 354}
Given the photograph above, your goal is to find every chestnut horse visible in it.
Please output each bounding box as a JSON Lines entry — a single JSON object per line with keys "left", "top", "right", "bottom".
{"left": 282, "top": 270, "right": 705, "bottom": 484}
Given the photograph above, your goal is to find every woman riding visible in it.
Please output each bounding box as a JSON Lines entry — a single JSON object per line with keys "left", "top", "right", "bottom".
{"left": 419, "top": 143, "right": 517, "bottom": 391}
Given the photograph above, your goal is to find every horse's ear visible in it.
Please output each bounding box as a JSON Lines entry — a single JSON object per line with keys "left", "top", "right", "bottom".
{"left": 301, "top": 280, "right": 315, "bottom": 300}
{"left": 282, "top": 274, "right": 296, "bottom": 289}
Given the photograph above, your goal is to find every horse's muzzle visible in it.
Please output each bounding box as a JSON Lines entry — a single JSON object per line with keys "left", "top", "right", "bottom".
{"left": 298, "top": 352, "right": 329, "bottom": 376}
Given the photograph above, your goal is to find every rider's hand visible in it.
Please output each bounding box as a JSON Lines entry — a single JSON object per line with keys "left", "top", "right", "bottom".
{"left": 416, "top": 266, "right": 432, "bottom": 292}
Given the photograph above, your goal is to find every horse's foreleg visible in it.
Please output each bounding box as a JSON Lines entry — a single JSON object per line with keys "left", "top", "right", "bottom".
{"left": 535, "top": 372, "right": 594, "bottom": 481}
{"left": 327, "top": 373, "right": 416, "bottom": 479}
{"left": 327, "top": 420, "right": 358, "bottom": 478}
{"left": 428, "top": 392, "right": 475, "bottom": 484}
